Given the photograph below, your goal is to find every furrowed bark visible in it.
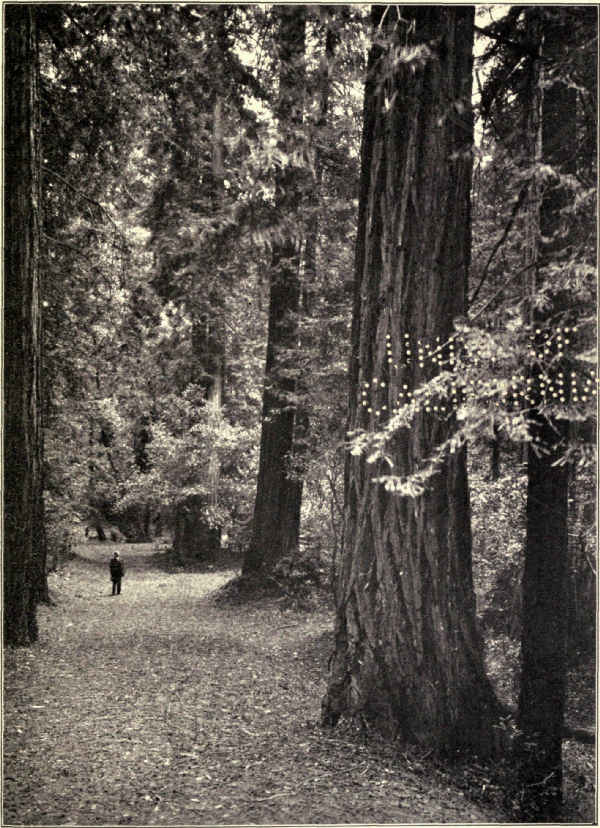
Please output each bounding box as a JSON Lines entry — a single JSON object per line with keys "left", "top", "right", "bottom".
{"left": 322, "top": 6, "right": 499, "bottom": 755}
{"left": 4, "top": 5, "right": 46, "bottom": 645}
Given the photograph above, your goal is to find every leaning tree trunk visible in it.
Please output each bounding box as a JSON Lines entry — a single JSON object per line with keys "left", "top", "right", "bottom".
{"left": 321, "top": 6, "right": 499, "bottom": 755}
{"left": 517, "top": 9, "right": 579, "bottom": 818}
{"left": 4, "top": 5, "right": 46, "bottom": 645}
{"left": 243, "top": 6, "right": 307, "bottom": 575}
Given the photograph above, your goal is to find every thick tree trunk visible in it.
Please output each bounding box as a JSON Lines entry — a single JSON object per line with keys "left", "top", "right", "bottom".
{"left": 517, "top": 9, "right": 579, "bottom": 818}
{"left": 322, "top": 7, "right": 498, "bottom": 754}
{"left": 4, "top": 6, "right": 45, "bottom": 646}
{"left": 244, "top": 7, "right": 307, "bottom": 575}
{"left": 243, "top": 257, "right": 303, "bottom": 574}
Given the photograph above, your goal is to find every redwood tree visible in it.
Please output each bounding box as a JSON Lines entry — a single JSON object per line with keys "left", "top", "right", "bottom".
{"left": 518, "top": 8, "right": 583, "bottom": 817}
{"left": 4, "top": 5, "right": 46, "bottom": 645}
{"left": 321, "top": 6, "right": 499, "bottom": 754}
{"left": 243, "top": 6, "right": 307, "bottom": 575}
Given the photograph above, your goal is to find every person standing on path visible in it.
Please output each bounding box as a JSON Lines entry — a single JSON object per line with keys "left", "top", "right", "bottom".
{"left": 109, "top": 551, "right": 124, "bottom": 595}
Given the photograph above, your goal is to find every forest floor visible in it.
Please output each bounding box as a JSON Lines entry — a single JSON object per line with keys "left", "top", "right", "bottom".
{"left": 4, "top": 542, "right": 595, "bottom": 826}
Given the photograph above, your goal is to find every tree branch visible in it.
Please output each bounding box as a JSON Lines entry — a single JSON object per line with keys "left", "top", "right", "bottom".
{"left": 42, "top": 232, "right": 84, "bottom": 255}
{"left": 470, "top": 260, "right": 537, "bottom": 322}
{"left": 469, "top": 183, "right": 530, "bottom": 306}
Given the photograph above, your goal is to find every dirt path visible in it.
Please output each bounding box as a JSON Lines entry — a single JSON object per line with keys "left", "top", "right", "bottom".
{"left": 4, "top": 543, "right": 496, "bottom": 825}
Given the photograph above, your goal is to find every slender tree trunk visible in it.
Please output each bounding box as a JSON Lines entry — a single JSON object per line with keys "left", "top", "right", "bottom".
{"left": 304, "top": 13, "right": 335, "bottom": 292}
{"left": 489, "top": 425, "right": 501, "bottom": 481}
{"left": 288, "top": 12, "right": 337, "bottom": 568}
{"left": 517, "top": 9, "right": 578, "bottom": 817}
{"left": 173, "top": 87, "right": 226, "bottom": 566}
{"left": 173, "top": 310, "right": 224, "bottom": 564}
{"left": 4, "top": 5, "right": 45, "bottom": 645}
{"left": 244, "top": 7, "right": 307, "bottom": 575}
{"left": 321, "top": 7, "right": 499, "bottom": 754}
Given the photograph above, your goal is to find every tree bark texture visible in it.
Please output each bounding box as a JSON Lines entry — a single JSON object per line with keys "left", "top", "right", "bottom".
{"left": 322, "top": 6, "right": 498, "bottom": 754}
{"left": 518, "top": 9, "right": 579, "bottom": 818}
{"left": 4, "top": 5, "right": 45, "bottom": 645}
{"left": 244, "top": 7, "right": 307, "bottom": 575}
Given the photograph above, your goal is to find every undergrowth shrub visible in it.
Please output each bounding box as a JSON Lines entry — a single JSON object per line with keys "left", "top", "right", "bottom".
{"left": 271, "top": 548, "right": 329, "bottom": 604}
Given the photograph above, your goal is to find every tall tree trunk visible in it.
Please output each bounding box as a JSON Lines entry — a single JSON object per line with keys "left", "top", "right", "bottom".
{"left": 517, "top": 9, "right": 578, "bottom": 817}
{"left": 173, "top": 103, "right": 225, "bottom": 563}
{"left": 290, "top": 11, "right": 338, "bottom": 567}
{"left": 173, "top": 299, "right": 224, "bottom": 564}
{"left": 173, "top": 82, "right": 226, "bottom": 566}
{"left": 321, "top": 7, "right": 499, "bottom": 754}
{"left": 4, "top": 5, "right": 45, "bottom": 645}
{"left": 244, "top": 7, "right": 307, "bottom": 575}
{"left": 303, "top": 11, "right": 335, "bottom": 293}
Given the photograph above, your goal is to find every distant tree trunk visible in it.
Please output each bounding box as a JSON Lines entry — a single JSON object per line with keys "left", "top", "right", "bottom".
{"left": 517, "top": 9, "right": 578, "bottom": 818}
{"left": 128, "top": 415, "right": 153, "bottom": 541}
{"left": 4, "top": 5, "right": 45, "bottom": 645}
{"left": 321, "top": 7, "right": 499, "bottom": 754}
{"left": 303, "top": 12, "right": 335, "bottom": 297}
{"left": 243, "top": 6, "right": 307, "bottom": 575}
{"left": 489, "top": 425, "right": 501, "bottom": 481}
{"left": 172, "top": 310, "right": 224, "bottom": 564}
{"left": 289, "top": 11, "right": 337, "bottom": 567}
{"left": 173, "top": 92, "right": 226, "bottom": 566}
{"left": 567, "top": 476, "right": 595, "bottom": 656}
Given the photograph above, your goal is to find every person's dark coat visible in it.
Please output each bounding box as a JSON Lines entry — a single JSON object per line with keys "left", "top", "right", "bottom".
{"left": 109, "top": 558, "right": 124, "bottom": 581}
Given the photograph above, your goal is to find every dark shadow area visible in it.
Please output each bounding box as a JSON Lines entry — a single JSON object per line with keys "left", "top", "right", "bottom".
{"left": 149, "top": 546, "right": 243, "bottom": 575}
{"left": 210, "top": 572, "right": 284, "bottom": 605}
